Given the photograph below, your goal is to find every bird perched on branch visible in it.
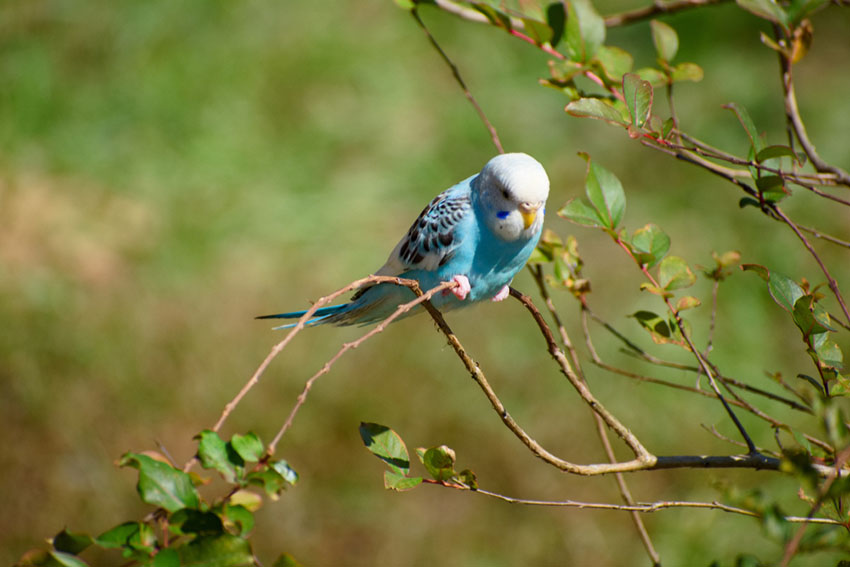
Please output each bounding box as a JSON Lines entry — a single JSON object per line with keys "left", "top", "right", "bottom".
{"left": 259, "top": 152, "right": 550, "bottom": 327}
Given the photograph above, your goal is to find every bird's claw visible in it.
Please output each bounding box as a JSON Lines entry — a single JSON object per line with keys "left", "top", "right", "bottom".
{"left": 447, "top": 275, "right": 470, "bottom": 300}
{"left": 491, "top": 285, "right": 510, "bottom": 302}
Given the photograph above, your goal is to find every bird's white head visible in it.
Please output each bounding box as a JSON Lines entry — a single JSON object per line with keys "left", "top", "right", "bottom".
{"left": 474, "top": 152, "right": 550, "bottom": 242}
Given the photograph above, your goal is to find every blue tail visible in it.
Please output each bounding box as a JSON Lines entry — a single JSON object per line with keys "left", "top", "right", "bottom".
{"left": 256, "top": 304, "right": 351, "bottom": 329}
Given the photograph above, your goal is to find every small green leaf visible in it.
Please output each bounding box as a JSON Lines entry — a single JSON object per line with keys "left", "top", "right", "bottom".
{"left": 229, "top": 489, "right": 262, "bottom": 512}
{"left": 755, "top": 175, "right": 785, "bottom": 193}
{"left": 813, "top": 333, "right": 843, "bottom": 370}
{"left": 650, "top": 20, "right": 679, "bottom": 62}
{"left": 558, "top": 198, "right": 603, "bottom": 227}
{"left": 658, "top": 256, "right": 696, "bottom": 290}
{"left": 470, "top": 4, "right": 512, "bottom": 30}
{"left": 677, "top": 296, "right": 702, "bottom": 311}
{"left": 639, "top": 282, "right": 667, "bottom": 296}
{"left": 792, "top": 295, "right": 833, "bottom": 337}
{"left": 594, "top": 45, "right": 634, "bottom": 81}
{"left": 632, "top": 311, "right": 671, "bottom": 338}
{"left": 245, "top": 467, "right": 290, "bottom": 500}
{"left": 736, "top": 0, "right": 788, "bottom": 25}
{"left": 767, "top": 271, "right": 805, "bottom": 312}
{"left": 230, "top": 432, "right": 264, "bottom": 463}
{"left": 221, "top": 504, "right": 255, "bottom": 537}
{"left": 581, "top": 155, "right": 626, "bottom": 229}
{"left": 384, "top": 470, "right": 423, "bottom": 491}
{"left": 153, "top": 549, "right": 180, "bottom": 567}
{"left": 19, "top": 551, "right": 90, "bottom": 567}
{"left": 633, "top": 67, "right": 668, "bottom": 87}
{"left": 273, "top": 553, "right": 304, "bottom": 567}
{"left": 565, "top": 98, "right": 628, "bottom": 126}
{"left": 95, "top": 522, "right": 147, "bottom": 550}
{"left": 546, "top": 2, "right": 567, "bottom": 47}
{"left": 623, "top": 73, "right": 653, "bottom": 131}
{"left": 271, "top": 459, "right": 299, "bottom": 485}
{"left": 52, "top": 529, "right": 93, "bottom": 555}
{"left": 630, "top": 223, "right": 670, "bottom": 267}
{"left": 565, "top": 0, "right": 606, "bottom": 62}
{"left": 169, "top": 509, "right": 224, "bottom": 536}
{"left": 756, "top": 144, "right": 800, "bottom": 163}
{"left": 419, "top": 445, "right": 457, "bottom": 481}
{"left": 741, "top": 263, "right": 769, "bottom": 281}
{"left": 670, "top": 62, "right": 703, "bottom": 83}
{"left": 196, "top": 430, "right": 237, "bottom": 483}
{"left": 119, "top": 453, "right": 200, "bottom": 513}
{"left": 177, "top": 534, "right": 254, "bottom": 567}
{"left": 723, "top": 102, "right": 765, "bottom": 153}
{"left": 521, "top": 17, "right": 553, "bottom": 45}
{"left": 359, "top": 422, "right": 411, "bottom": 475}
{"left": 457, "top": 469, "right": 478, "bottom": 489}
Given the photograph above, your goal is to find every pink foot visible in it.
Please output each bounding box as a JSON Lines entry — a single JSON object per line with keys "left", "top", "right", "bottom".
{"left": 450, "top": 275, "right": 471, "bottom": 300}
{"left": 491, "top": 284, "right": 510, "bottom": 302}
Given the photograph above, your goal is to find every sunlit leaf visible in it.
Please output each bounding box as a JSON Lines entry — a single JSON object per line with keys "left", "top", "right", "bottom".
{"left": 767, "top": 271, "right": 804, "bottom": 312}
{"left": 630, "top": 223, "right": 670, "bottom": 267}
{"left": 670, "top": 62, "right": 704, "bottom": 83}
{"left": 594, "top": 45, "right": 634, "bottom": 82}
{"left": 359, "top": 422, "right": 411, "bottom": 475}
{"left": 418, "top": 445, "right": 457, "bottom": 481}
{"left": 581, "top": 154, "right": 626, "bottom": 229}
{"left": 650, "top": 20, "right": 678, "bottom": 62}
{"left": 658, "top": 256, "right": 696, "bottom": 290}
{"left": 196, "top": 430, "right": 237, "bottom": 483}
{"left": 736, "top": 0, "right": 788, "bottom": 25}
{"left": 384, "top": 470, "right": 422, "bottom": 491}
{"left": 623, "top": 73, "right": 653, "bottom": 131}
{"left": 558, "top": 198, "right": 603, "bottom": 227}
{"left": 677, "top": 296, "right": 702, "bottom": 311}
{"left": 177, "top": 534, "right": 254, "bottom": 567}
{"left": 119, "top": 453, "right": 200, "bottom": 512}
{"left": 565, "top": 0, "right": 605, "bottom": 62}
{"left": 230, "top": 432, "right": 264, "bottom": 463}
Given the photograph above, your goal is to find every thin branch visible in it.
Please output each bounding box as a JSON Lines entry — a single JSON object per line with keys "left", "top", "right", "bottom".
{"left": 775, "top": 31, "right": 850, "bottom": 187}
{"left": 266, "top": 279, "right": 456, "bottom": 455}
{"left": 604, "top": 0, "right": 731, "bottom": 27}
{"left": 528, "top": 266, "right": 660, "bottom": 565}
{"left": 462, "top": 486, "right": 845, "bottom": 526}
{"left": 412, "top": 8, "right": 504, "bottom": 154}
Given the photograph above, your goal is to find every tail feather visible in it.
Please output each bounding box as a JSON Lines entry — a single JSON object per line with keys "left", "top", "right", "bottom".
{"left": 256, "top": 304, "right": 351, "bottom": 329}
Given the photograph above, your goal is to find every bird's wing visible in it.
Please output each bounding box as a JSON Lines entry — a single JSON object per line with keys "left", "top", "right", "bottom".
{"left": 375, "top": 183, "right": 473, "bottom": 277}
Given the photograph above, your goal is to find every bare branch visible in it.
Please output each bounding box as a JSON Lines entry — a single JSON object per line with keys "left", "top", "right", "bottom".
{"left": 604, "top": 0, "right": 731, "bottom": 27}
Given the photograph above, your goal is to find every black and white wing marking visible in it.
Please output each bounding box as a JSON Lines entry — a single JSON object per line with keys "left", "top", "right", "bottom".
{"left": 377, "top": 189, "right": 472, "bottom": 275}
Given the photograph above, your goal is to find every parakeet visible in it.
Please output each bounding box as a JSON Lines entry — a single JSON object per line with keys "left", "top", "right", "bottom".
{"left": 258, "top": 152, "right": 550, "bottom": 327}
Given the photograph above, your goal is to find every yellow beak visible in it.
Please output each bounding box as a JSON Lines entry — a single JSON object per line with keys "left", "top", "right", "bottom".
{"left": 519, "top": 202, "right": 542, "bottom": 230}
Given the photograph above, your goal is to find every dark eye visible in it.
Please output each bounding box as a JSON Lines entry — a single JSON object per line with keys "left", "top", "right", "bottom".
{"left": 501, "top": 188, "right": 510, "bottom": 199}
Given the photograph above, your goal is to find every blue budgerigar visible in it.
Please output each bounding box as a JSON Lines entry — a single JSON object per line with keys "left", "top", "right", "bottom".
{"left": 259, "top": 152, "right": 550, "bottom": 327}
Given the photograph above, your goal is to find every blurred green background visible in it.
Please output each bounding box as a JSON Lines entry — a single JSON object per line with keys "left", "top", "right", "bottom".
{"left": 2, "top": 1, "right": 849, "bottom": 565}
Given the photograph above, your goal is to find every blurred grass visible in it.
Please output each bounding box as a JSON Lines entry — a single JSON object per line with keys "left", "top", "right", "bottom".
{"left": 1, "top": 1, "right": 849, "bottom": 565}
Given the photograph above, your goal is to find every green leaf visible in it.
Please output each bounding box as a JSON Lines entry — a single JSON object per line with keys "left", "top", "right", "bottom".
{"left": 471, "top": 4, "right": 512, "bottom": 30}
{"left": 521, "top": 17, "right": 553, "bottom": 45}
{"left": 581, "top": 155, "right": 626, "bottom": 229}
{"left": 221, "top": 504, "right": 255, "bottom": 537}
{"left": 384, "top": 470, "right": 423, "bottom": 491}
{"left": 272, "top": 553, "right": 304, "bottom": 567}
{"left": 813, "top": 332, "right": 843, "bottom": 370}
{"left": 594, "top": 45, "right": 634, "bottom": 82}
{"left": 196, "top": 430, "right": 237, "bottom": 483}
{"left": 630, "top": 223, "right": 670, "bottom": 267}
{"left": 670, "top": 62, "right": 704, "bottom": 83}
{"left": 658, "top": 256, "right": 696, "bottom": 290}
{"left": 557, "top": 198, "right": 603, "bottom": 227}
{"left": 546, "top": 2, "right": 567, "bottom": 47}
{"left": 359, "top": 422, "right": 411, "bottom": 475}
{"left": 271, "top": 459, "right": 299, "bottom": 485}
{"left": 119, "top": 453, "right": 200, "bottom": 513}
{"left": 736, "top": 0, "right": 788, "bottom": 25}
{"left": 565, "top": 0, "right": 605, "bottom": 62}
{"left": 177, "top": 534, "right": 254, "bottom": 567}
{"left": 393, "top": 0, "right": 416, "bottom": 9}
{"left": 792, "top": 295, "right": 834, "bottom": 337}
{"left": 229, "top": 489, "right": 262, "bottom": 512}
{"left": 230, "top": 432, "right": 264, "bottom": 463}
{"left": 565, "top": 97, "right": 628, "bottom": 126}
{"left": 650, "top": 20, "right": 678, "bottom": 62}
{"left": 767, "top": 271, "right": 804, "bottom": 312}
{"left": 153, "top": 549, "right": 180, "bottom": 567}
{"left": 52, "top": 529, "right": 93, "bottom": 555}
{"left": 170, "top": 509, "right": 224, "bottom": 536}
{"left": 18, "top": 550, "right": 90, "bottom": 567}
{"left": 419, "top": 445, "right": 457, "bottom": 481}
{"left": 723, "top": 102, "right": 765, "bottom": 153}
{"left": 622, "top": 73, "right": 653, "bottom": 131}
{"left": 677, "top": 296, "right": 702, "bottom": 311}
{"left": 632, "top": 311, "right": 672, "bottom": 340}
{"left": 457, "top": 469, "right": 478, "bottom": 489}
{"left": 756, "top": 144, "right": 801, "bottom": 164}
{"left": 633, "top": 67, "right": 668, "bottom": 87}
{"left": 245, "top": 467, "right": 291, "bottom": 500}
{"left": 95, "top": 522, "right": 147, "bottom": 550}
